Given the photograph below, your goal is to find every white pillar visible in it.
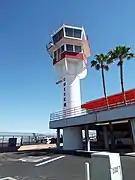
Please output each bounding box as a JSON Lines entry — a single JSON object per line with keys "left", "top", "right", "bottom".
{"left": 57, "top": 129, "right": 60, "bottom": 148}
{"left": 103, "top": 126, "right": 109, "bottom": 150}
{"left": 63, "top": 126, "right": 83, "bottom": 150}
{"left": 85, "top": 126, "right": 90, "bottom": 151}
{"left": 85, "top": 162, "right": 90, "bottom": 180}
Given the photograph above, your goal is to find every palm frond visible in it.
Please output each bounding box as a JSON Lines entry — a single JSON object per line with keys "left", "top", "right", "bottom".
{"left": 95, "top": 54, "right": 102, "bottom": 64}
{"left": 127, "top": 53, "right": 135, "bottom": 60}
{"left": 106, "top": 58, "right": 114, "bottom": 64}
{"left": 109, "top": 46, "right": 134, "bottom": 62}
{"left": 95, "top": 64, "right": 101, "bottom": 70}
{"left": 104, "top": 65, "right": 109, "bottom": 71}
{"left": 107, "top": 50, "right": 113, "bottom": 56}
{"left": 91, "top": 53, "right": 113, "bottom": 71}
{"left": 91, "top": 60, "right": 97, "bottom": 67}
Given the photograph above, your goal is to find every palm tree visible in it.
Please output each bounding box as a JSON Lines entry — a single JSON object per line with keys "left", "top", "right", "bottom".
{"left": 91, "top": 54, "right": 112, "bottom": 109}
{"left": 108, "top": 46, "right": 135, "bottom": 104}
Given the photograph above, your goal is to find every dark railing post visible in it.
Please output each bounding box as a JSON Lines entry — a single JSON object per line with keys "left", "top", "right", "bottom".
{"left": 21, "top": 136, "right": 23, "bottom": 146}
{"left": 74, "top": 107, "right": 76, "bottom": 115}
{"left": 2, "top": 136, "right": 4, "bottom": 148}
{"left": 29, "top": 136, "right": 30, "bottom": 144}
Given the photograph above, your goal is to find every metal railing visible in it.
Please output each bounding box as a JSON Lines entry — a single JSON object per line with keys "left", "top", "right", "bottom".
{"left": 50, "top": 106, "right": 89, "bottom": 121}
{"left": 0, "top": 135, "right": 22, "bottom": 148}
{"left": 50, "top": 98, "right": 135, "bottom": 122}
{"left": 0, "top": 134, "right": 54, "bottom": 148}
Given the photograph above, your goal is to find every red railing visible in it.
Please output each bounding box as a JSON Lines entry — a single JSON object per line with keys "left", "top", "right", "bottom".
{"left": 81, "top": 89, "right": 135, "bottom": 110}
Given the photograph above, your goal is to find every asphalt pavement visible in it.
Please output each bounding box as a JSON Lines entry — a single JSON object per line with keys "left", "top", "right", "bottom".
{"left": 0, "top": 152, "right": 89, "bottom": 180}
{"left": 0, "top": 152, "right": 134, "bottom": 180}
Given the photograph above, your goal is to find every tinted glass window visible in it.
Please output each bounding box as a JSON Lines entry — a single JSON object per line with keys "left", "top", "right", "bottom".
{"left": 61, "top": 45, "right": 64, "bottom": 53}
{"left": 53, "top": 34, "right": 58, "bottom": 44}
{"left": 74, "top": 29, "right": 82, "bottom": 38}
{"left": 66, "top": 44, "right": 73, "bottom": 52}
{"left": 64, "top": 103, "right": 66, "bottom": 107}
{"left": 65, "top": 28, "right": 82, "bottom": 38}
{"left": 75, "top": 45, "right": 82, "bottom": 52}
{"left": 52, "top": 29, "right": 64, "bottom": 44}
{"left": 54, "top": 51, "right": 57, "bottom": 59}
{"left": 65, "top": 28, "right": 73, "bottom": 37}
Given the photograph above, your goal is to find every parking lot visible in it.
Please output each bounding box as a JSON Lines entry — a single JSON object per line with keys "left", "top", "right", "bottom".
{"left": 0, "top": 152, "right": 89, "bottom": 180}
{"left": 0, "top": 152, "right": 134, "bottom": 180}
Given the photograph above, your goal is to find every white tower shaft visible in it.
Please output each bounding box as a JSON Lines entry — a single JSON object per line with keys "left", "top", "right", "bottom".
{"left": 64, "top": 75, "right": 81, "bottom": 110}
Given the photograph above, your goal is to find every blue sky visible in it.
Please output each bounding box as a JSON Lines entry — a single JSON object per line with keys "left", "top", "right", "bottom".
{"left": 0, "top": 0, "right": 135, "bottom": 133}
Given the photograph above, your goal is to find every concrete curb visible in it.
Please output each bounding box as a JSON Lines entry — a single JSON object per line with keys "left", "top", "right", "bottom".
{"left": 0, "top": 146, "right": 134, "bottom": 158}
{"left": 16, "top": 148, "right": 94, "bottom": 157}
{"left": 16, "top": 148, "right": 135, "bottom": 157}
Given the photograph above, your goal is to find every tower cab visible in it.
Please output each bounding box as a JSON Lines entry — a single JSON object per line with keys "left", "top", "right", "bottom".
{"left": 46, "top": 25, "right": 90, "bottom": 65}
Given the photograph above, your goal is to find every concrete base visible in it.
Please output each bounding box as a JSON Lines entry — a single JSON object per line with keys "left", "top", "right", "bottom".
{"left": 63, "top": 126, "right": 83, "bottom": 150}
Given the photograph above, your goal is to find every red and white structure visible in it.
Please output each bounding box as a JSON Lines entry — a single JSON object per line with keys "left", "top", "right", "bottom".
{"left": 46, "top": 25, "right": 90, "bottom": 150}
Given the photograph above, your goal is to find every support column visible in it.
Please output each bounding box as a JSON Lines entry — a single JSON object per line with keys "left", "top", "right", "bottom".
{"left": 63, "top": 126, "right": 83, "bottom": 150}
{"left": 56, "top": 129, "right": 60, "bottom": 148}
{"left": 130, "top": 119, "right": 135, "bottom": 151}
{"left": 103, "top": 126, "right": 109, "bottom": 150}
{"left": 109, "top": 122, "right": 115, "bottom": 152}
{"left": 85, "top": 126, "right": 90, "bottom": 151}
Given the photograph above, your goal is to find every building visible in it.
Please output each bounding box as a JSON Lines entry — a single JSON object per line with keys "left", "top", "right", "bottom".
{"left": 46, "top": 24, "right": 135, "bottom": 151}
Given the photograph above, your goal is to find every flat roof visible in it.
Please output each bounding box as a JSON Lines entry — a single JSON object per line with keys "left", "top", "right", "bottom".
{"left": 51, "top": 24, "right": 84, "bottom": 37}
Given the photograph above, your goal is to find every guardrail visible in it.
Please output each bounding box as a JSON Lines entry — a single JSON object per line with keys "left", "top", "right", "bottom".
{"left": 50, "top": 106, "right": 89, "bottom": 121}
{"left": 0, "top": 135, "right": 52, "bottom": 148}
{"left": 50, "top": 99, "right": 135, "bottom": 122}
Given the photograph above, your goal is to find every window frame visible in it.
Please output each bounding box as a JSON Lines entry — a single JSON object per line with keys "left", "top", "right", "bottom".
{"left": 66, "top": 44, "right": 74, "bottom": 52}
{"left": 65, "top": 44, "right": 82, "bottom": 53}
{"left": 73, "top": 29, "right": 82, "bottom": 38}
{"left": 54, "top": 50, "right": 57, "bottom": 59}
{"left": 64, "top": 27, "right": 82, "bottom": 40}
{"left": 52, "top": 28, "right": 64, "bottom": 44}
{"left": 60, "top": 45, "right": 65, "bottom": 53}
{"left": 65, "top": 27, "right": 74, "bottom": 37}
{"left": 74, "top": 45, "right": 82, "bottom": 53}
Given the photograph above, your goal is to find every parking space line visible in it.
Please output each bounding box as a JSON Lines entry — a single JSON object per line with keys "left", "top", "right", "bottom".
{"left": 0, "top": 177, "right": 16, "bottom": 180}
{"left": 35, "top": 155, "right": 65, "bottom": 167}
{"left": 19, "top": 156, "right": 50, "bottom": 163}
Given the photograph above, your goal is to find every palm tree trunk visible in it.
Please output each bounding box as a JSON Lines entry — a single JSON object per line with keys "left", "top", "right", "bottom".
{"left": 101, "top": 66, "right": 109, "bottom": 109}
{"left": 119, "top": 59, "right": 126, "bottom": 104}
